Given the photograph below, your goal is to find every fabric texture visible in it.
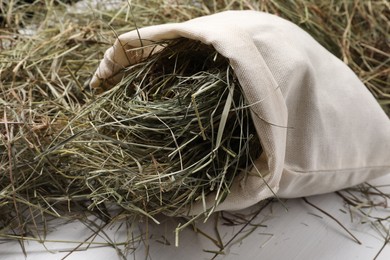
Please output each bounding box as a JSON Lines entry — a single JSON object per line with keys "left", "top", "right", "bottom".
{"left": 90, "top": 11, "right": 390, "bottom": 214}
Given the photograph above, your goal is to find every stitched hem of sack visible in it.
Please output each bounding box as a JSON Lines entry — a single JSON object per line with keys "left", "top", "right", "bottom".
{"left": 286, "top": 165, "right": 390, "bottom": 175}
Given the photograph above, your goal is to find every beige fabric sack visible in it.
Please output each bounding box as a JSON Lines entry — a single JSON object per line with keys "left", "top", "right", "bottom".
{"left": 91, "top": 11, "right": 390, "bottom": 215}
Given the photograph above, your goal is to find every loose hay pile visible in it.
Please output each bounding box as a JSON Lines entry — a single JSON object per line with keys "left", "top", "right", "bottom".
{"left": 1, "top": 37, "right": 261, "bottom": 234}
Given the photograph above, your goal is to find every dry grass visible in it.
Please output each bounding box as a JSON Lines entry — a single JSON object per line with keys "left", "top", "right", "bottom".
{"left": 1, "top": 0, "right": 389, "bottom": 244}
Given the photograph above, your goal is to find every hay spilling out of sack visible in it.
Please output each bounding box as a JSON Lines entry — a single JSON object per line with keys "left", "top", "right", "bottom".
{"left": 0, "top": 37, "right": 261, "bottom": 234}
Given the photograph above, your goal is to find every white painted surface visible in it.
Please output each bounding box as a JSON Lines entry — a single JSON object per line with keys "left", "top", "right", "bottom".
{"left": 1, "top": 175, "right": 389, "bottom": 260}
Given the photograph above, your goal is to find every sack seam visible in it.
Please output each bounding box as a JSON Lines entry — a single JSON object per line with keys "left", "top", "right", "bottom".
{"left": 286, "top": 165, "right": 390, "bottom": 175}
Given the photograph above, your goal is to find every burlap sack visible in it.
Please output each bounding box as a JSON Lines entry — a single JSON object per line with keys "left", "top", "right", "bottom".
{"left": 90, "top": 11, "right": 390, "bottom": 214}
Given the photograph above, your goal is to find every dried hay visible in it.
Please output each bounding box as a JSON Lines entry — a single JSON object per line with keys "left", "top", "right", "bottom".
{"left": 1, "top": 0, "right": 389, "bottom": 243}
